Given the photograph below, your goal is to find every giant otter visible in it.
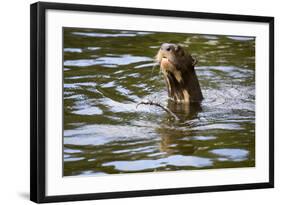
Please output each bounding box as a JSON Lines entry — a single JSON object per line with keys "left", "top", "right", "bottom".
{"left": 156, "top": 43, "right": 203, "bottom": 103}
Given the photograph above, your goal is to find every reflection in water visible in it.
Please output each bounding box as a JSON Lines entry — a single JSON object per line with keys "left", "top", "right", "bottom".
{"left": 158, "top": 101, "right": 202, "bottom": 155}
{"left": 63, "top": 28, "right": 255, "bottom": 176}
{"left": 167, "top": 100, "right": 202, "bottom": 121}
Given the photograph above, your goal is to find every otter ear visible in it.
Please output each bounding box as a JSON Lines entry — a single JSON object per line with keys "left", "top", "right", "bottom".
{"left": 175, "top": 45, "right": 181, "bottom": 52}
{"left": 192, "top": 56, "right": 198, "bottom": 66}
{"left": 175, "top": 45, "right": 185, "bottom": 56}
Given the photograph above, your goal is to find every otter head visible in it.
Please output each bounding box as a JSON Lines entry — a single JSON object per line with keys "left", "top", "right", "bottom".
{"left": 155, "top": 43, "right": 203, "bottom": 103}
{"left": 156, "top": 43, "right": 196, "bottom": 73}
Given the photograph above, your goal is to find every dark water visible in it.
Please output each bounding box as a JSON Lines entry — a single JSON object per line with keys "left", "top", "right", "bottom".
{"left": 63, "top": 28, "right": 255, "bottom": 176}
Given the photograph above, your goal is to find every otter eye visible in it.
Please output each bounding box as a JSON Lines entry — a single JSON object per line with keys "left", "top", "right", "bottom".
{"left": 166, "top": 47, "right": 171, "bottom": 51}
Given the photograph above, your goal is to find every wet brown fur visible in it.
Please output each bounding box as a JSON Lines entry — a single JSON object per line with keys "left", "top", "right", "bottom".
{"left": 156, "top": 43, "right": 203, "bottom": 103}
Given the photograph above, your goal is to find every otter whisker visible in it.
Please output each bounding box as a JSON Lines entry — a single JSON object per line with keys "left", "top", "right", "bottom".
{"left": 151, "top": 63, "right": 158, "bottom": 76}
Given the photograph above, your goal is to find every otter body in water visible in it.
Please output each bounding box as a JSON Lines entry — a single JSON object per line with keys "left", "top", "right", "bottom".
{"left": 156, "top": 43, "right": 203, "bottom": 103}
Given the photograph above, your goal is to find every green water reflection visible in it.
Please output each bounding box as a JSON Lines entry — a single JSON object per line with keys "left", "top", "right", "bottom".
{"left": 63, "top": 28, "right": 255, "bottom": 176}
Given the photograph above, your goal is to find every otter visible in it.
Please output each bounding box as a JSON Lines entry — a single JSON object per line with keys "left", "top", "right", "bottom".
{"left": 156, "top": 43, "right": 203, "bottom": 103}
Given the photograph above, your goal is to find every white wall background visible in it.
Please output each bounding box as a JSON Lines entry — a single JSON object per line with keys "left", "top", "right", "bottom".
{"left": 0, "top": 0, "right": 279, "bottom": 204}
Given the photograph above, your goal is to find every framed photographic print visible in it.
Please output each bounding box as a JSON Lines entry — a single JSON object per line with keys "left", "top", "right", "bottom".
{"left": 30, "top": 1, "right": 274, "bottom": 203}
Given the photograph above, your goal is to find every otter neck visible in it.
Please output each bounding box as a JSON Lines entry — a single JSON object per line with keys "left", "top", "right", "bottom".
{"left": 162, "top": 66, "right": 203, "bottom": 103}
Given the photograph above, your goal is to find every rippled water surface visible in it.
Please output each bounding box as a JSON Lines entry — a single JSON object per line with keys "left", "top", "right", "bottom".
{"left": 63, "top": 28, "right": 255, "bottom": 176}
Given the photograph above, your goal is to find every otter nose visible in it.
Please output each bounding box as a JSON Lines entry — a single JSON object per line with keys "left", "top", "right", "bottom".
{"left": 161, "top": 43, "right": 172, "bottom": 51}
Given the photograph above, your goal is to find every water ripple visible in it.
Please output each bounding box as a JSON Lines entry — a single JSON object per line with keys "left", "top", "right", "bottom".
{"left": 64, "top": 55, "right": 152, "bottom": 67}
{"left": 103, "top": 155, "right": 213, "bottom": 171}
{"left": 210, "top": 149, "right": 249, "bottom": 161}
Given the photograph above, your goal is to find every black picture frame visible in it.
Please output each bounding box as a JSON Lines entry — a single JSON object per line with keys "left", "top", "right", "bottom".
{"left": 30, "top": 1, "right": 274, "bottom": 203}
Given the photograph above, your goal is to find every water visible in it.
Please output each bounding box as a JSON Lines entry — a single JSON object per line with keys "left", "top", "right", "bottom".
{"left": 63, "top": 28, "right": 255, "bottom": 176}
